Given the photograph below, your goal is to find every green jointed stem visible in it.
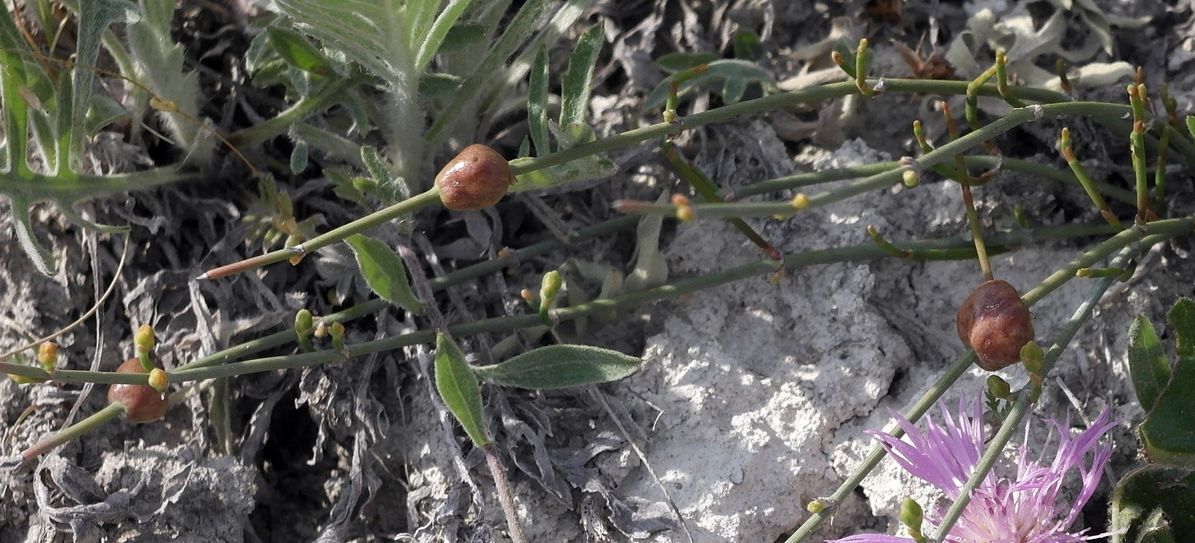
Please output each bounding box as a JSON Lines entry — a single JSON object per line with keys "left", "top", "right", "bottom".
{"left": 661, "top": 144, "right": 779, "bottom": 259}
{"left": 1156, "top": 127, "right": 1170, "bottom": 214}
{"left": 734, "top": 156, "right": 1135, "bottom": 205}
{"left": 175, "top": 215, "right": 642, "bottom": 373}
{"left": 19, "top": 402, "right": 125, "bottom": 462}
{"left": 166, "top": 220, "right": 1164, "bottom": 384}
{"left": 1130, "top": 126, "right": 1150, "bottom": 222}
{"left": 784, "top": 352, "right": 976, "bottom": 543}
{"left": 965, "top": 65, "right": 998, "bottom": 130}
{"left": 855, "top": 38, "right": 873, "bottom": 96}
{"left": 994, "top": 49, "right": 1025, "bottom": 108}
{"left": 1060, "top": 128, "right": 1123, "bottom": 229}
{"left": 960, "top": 185, "right": 994, "bottom": 281}
{"left": 509, "top": 79, "right": 1069, "bottom": 177}
{"left": 866, "top": 225, "right": 912, "bottom": 259}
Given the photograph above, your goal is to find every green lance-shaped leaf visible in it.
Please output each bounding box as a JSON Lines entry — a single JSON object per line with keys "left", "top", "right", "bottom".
{"left": 1129, "top": 315, "right": 1171, "bottom": 412}
{"left": 472, "top": 344, "right": 642, "bottom": 390}
{"left": 267, "top": 26, "right": 332, "bottom": 75}
{"left": 74, "top": 0, "right": 140, "bottom": 159}
{"left": 527, "top": 46, "right": 550, "bottom": 157}
{"left": 344, "top": 234, "right": 424, "bottom": 314}
{"left": 654, "top": 52, "right": 719, "bottom": 72}
{"left": 559, "top": 25, "right": 603, "bottom": 131}
{"left": 1140, "top": 300, "right": 1195, "bottom": 466}
{"left": 433, "top": 23, "right": 486, "bottom": 55}
{"left": 643, "top": 59, "right": 773, "bottom": 111}
{"left": 413, "top": 0, "right": 473, "bottom": 71}
{"left": 1110, "top": 465, "right": 1195, "bottom": 543}
{"left": 434, "top": 332, "right": 490, "bottom": 446}
{"left": 1170, "top": 298, "right": 1195, "bottom": 357}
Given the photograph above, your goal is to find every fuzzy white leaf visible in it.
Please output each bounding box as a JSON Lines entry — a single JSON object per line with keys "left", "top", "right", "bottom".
{"left": 126, "top": 0, "right": 213, "bottom": 164}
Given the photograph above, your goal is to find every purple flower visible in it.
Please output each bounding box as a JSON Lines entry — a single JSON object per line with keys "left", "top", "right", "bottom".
{"left": 829, "top": 395, "right": 1115, "bottom": 543}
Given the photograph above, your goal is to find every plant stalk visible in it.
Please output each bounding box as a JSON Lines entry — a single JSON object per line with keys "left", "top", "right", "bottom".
{"left": 484, "top": 444, "right": 527, "bottom": 543}
{"left": 200, "top": 187, "right": 442, "bottom": 279}
{"left": 19, "top": 402, "right": 125, "bottom": 462}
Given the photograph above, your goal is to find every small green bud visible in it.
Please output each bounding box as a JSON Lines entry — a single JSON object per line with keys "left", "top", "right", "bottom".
{"left": 806, "top": 499, "right": 826, "bottom": 513}
{"left": 148, "top": 368, "right": 170, "bottom": 394}
{"left": 1020, "top": 341, "right": 1045, "bottom": 374}
{"left": 135, "top": 324, "right": 155, "bottom": 353}
{"left": 331, "top": 322, "right": 347, "bottom": 354}
{"left": 295, "top": 309, "right": 314, "bottom": 336}
{"left": 295, "top": 309, "right": 316, "bottom": 353}
{"left": 540, "top": 271, "right": 562, "bottom": 301}
{"left": 986, "top": 375, "right": 1012, "bottom": 399}
{"left": 135, "top": 324, "right": 156, "bottom": 373}
{"left": 901, "top": 169, "right": 920, "bottom": 188}
{"left": 539, "top": 270, "right": 563, "bottom": 311}
{"left": 900, "top": 498, "right": 925, "bottom": 539}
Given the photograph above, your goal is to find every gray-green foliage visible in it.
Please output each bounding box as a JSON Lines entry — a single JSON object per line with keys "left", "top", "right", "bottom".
{"left": 945, "top": 1, "right": 1144, "bottom": 95}
{"left": 344, "top": 234, "right": 424, "bottom": 315}
{"left": 434, "top": 332, "right": 490, "bottom": 447}
{"left": 1114, "top": 298, "right": 1195, "bottom": 542}
{"left": 124, "top": 0, "right": 214, "bottom": 164}
{"left": 472, "top": 345, "right": 642, "bottom": 390}
{"left": 1128, "top": 298, "right": 1195, "bottom": 466}
{"left": 509, "top": 23, "right": 617, "bottom": 193}
{"left": 0, "top": 1, "right": 177, "bottom": 274}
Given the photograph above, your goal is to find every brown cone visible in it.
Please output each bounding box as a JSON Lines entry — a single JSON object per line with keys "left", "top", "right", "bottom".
{"left": 435, "top": 144, "right": 515, "bottom": 211}
{"left": 956, "top": 279, "right": 1035, "bottom": 371}
{"left": 107, "top": 358, "right": 168, "bottom": 423}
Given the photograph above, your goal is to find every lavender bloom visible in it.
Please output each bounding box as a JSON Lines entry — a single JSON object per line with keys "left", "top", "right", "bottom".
{"left": 829, "top": 396, "right": 1115, "bottom": 543}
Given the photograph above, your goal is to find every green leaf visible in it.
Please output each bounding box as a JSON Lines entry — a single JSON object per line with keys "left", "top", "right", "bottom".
{"left": 732, "top": 30, "right": 762, "bottom": 60}
{"left": 86, "top": 94, "right": 130, "bottom": 135}
{"left": 10, "top": 197, "right": 56, "bottom": 275}
{"left": 508, "top": 155, "right": 617, "bottom": 193}
{"left": 427, "top": 0, "right": 553, "bottom": 143}
{"left": 360, "top": 145, "right": 392, "bottom": 185}
{"left": 274, "top": 0, "right": 418, "bottom": 90}
{"left": 655, "top": 52, "right": 719, "bottom": 73}
{"left": 1129, "top": 315, "right": 1171, "bottom": 411}
{"left": 1169, "top": 298, "right": 1195, "bottom": 357}
{"left": 0, "top": 6, "right": 36, "bottom": 175}
{"left": 344, "top": 234, "right": 424, "bottom": 314}
{"left": 1187, "top": 116, "right": 1195, "bottom": 140}
{"left": 643, "top": 59, "right": 772, "bottom": 111}
{"left": 1140, "top": 354, "right": 1195, "bottom": 466}
{"left": 289, "top": 139, "right": 308, "bottom": 174}
{"left": 125, "top": 0, "right": 212, "bottom": 163}
{"left": 434, "top": 332, "right": 490, "bottom": 446}
{"left": 432, "top": 22, "right": 486, "bottom": 55}
{"left": 73, "top": 0, "right": 139, "bottom": 161}
{"left": 559, "top": 24, "right": 603, "bottom": 131}
{"left": 267, "top": 26, "right": 331, "bottom": 74}
{"left": 414, "top": 0, "right": 473, "bottom": 71}
{"left": 417, "top": 72, "right": 462, "bottom": 99}
{"left": 472, "top": 345, "right": 642, "bottom": 390}
{"left": 527, "top": 46, "right": 549, "bottom": 157}
{"left": 1110, "top": 465, "right": 1195, "bottom": 543}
